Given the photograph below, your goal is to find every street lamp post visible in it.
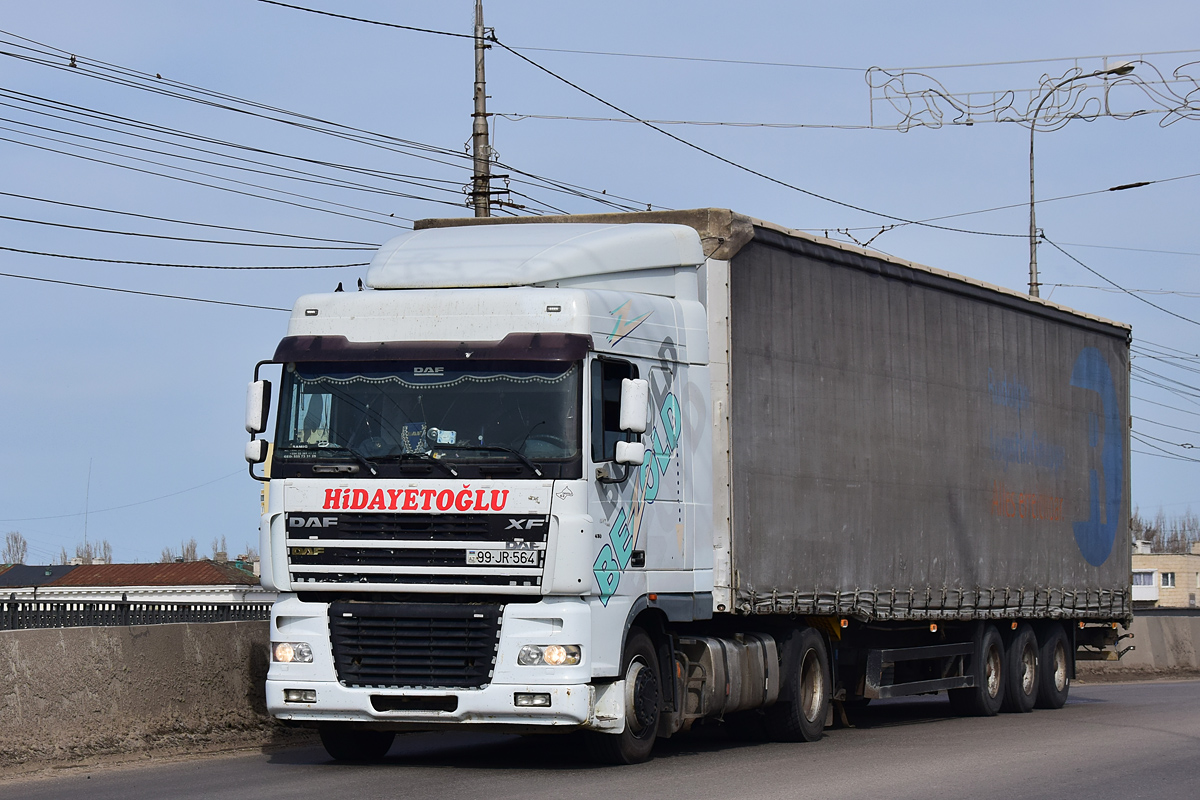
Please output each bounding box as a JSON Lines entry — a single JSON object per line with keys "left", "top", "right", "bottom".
{"left": 1028, "top": 62, "right": 1134, "bottom": 297}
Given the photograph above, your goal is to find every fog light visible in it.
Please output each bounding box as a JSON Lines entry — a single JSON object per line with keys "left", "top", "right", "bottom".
{"left": 283, "top": 688, "right": 317, "bottom": 703}
{"left": 273, "top": 641, "right": 314, "bottom": 663}
{"left": 517, "top": 644, "right": 581, "bottom": 666}
{"left": 514, "top": 693, "right": 552, "bottom": 707}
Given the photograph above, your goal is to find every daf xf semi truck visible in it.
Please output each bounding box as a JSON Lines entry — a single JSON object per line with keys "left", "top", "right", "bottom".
{"left": 245, "top": 209, "right": 1132, "bottom": 763}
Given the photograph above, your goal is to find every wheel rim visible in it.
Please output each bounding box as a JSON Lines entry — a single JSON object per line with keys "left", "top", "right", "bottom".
{"left": 800, "top": 649, "right": 824, "bottom": 723}
{"left": 1052, "top": 641, "right": 1068, "bottom": 692}
{"left": 985, "top": 645, "right": 1002, "bottom": 698}
{"left": 1021, "top": 643, "right": 1037, "bottom": 695}
{"left": 624, "top": 659, "right": 659, "bottom": 735}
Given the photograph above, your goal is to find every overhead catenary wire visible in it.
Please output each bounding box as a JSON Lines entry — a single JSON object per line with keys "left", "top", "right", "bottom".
{"left": 0, "top": 271, "right": 289, "bottom": 311}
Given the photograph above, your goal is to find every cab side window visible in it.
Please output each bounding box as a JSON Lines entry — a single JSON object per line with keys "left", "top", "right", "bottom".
{"left": 591, "top": 358, "right": 637, "bottom": 462}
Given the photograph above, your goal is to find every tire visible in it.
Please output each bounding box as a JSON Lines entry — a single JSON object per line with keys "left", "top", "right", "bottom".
{"left": 947, "top": 624, "right": 1005, "bottom": 717}
{"left": 1002, "top": 624, "right": 1039, "bottom": 713}
{"left": 1034, "top": 624, "right": 1071, "bottom": 709}
{"left": 763, "top": 627, "right": 830, "bottom": 742}
{"left": 318, "top": 724, "right": 395, "bottom": 762}
{"left": 588, "top": 628, "right": 662, "bottom": 765}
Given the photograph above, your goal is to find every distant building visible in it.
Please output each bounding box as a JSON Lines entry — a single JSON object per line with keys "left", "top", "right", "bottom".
{"left": 1132, "top": 541, "right": 1200, "bottom": 609}
{"left": 1, "top": 560, "right": 272, "bottom": 604}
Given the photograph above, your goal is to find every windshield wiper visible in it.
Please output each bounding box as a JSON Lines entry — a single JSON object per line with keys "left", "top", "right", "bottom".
{"left": 440, "top": 444, "right": 544, "bottom": 478}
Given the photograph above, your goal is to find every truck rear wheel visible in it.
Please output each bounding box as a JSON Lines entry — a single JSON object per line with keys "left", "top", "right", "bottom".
{"left": 588, "top": 627, "right": 661, "bottom": 765}
{"left": 1002, "top": 624, "right": 1039, "bottom": 713}
{"left": 1034, "top": 624, "right": 1071, "bottom": 709}
{"left": 763, "top": 627, "right": 830, "bottom": 742}
{"left": 947, "top": 624, "right": 1005, "bottom": 717}
{"left": 318, "top": 725, "right": 395, "bottom": 762}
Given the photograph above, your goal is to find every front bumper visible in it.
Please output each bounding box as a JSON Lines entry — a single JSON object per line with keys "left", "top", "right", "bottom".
{"left": 267, "top": 679, "right": 601, "bottom": 729}
{"left": 266, "top": 593, "right": 625, "bottom": 732}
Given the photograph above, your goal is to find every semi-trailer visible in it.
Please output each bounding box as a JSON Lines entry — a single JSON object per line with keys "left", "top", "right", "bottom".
{"left": 245, "top": 208, "right": 1132, "bottom": 763}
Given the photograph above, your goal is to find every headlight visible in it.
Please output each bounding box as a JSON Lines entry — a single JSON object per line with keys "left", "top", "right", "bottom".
{"left": 272, "top": 641, "right": 314, "bottom": 663}
{"left": 517, "top": 644, "right": 581, "bottom": 666}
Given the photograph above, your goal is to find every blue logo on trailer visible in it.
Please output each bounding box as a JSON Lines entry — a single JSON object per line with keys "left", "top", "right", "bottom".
{"left": 1070, "top": 348, "right": 1123, "bottom": 567}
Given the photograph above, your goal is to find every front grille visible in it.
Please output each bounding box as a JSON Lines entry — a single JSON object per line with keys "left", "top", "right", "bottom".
{"left": 286, "top": 512, "right": 548, "bottom": 592}
{"left": 288, "top": 512, "right": 548, "bottom": 543}
{"left": 329, "top": 601, "right": 502, "bottom": 689}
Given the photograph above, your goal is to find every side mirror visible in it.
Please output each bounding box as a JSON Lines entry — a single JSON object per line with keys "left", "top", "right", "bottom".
{"left": 618, "top": 378, "right": 650, "bottom": 433}
{"left": 245, "top": 439, "right": 269, "bottom": 464}
{"left": 245, "top": 380, "right": 272, "bottom": 434}
{"left": 615, "top": 441, "right": 646, "bottom": 466}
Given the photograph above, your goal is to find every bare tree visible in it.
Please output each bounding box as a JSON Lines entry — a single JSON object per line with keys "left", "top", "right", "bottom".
{"left": 74, "top": 540, "right": 96, "bottom": 564}
{"left": 2, "top": 531, "right": 28, "bottom": 564}
{"left": 181, "top": 538, "right": 198, "bottom": 562}
{"left": 241, "top": 544, "right": 260, "bottom": 561}
{"left": 98, "top": 539, "right": 113, "bottom": 564}
{"left": 56, "top": 546, "right": 70, "bottom": 566}
{"left": 160, "top": 546, "right": 178, "bottom": 563}
{"left": 210, "top": 535, "right": 228, "bottom": 560}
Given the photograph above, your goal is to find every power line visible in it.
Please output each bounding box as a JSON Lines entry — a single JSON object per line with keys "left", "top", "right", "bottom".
{"left": 1048, "top": 284, "right": 1200, "bottom": 297}
{"left": 0, "top": 245, "right": 367, "bottom": 270}
{"left": 0, "top": 469, "right": 244, "bottom": 522}
{"left": 0, "top": 124, "right": 418, "bottom": 225}
{"left": 241, "top": 3, "right": 1022, "bottom": 234}
{"left": 0, "top": 271, "right": 289, "bottom": 311}
{"left": 0, "top": 189, "right": 377, "bottom": 247}
{"left": 1041, "top": 238, "right": 1200, "bottom": 327}
{"left": 0, "top": 212, "right": 376, "bottom": 249}
{"left": 253, "top": 0, "right": 472, "bottom": 39}
{"left": 1134, "top": 394, "right": 1200, "bottom": 418}
{"left": 507, "top": 47, "right": 862, "bottom": 72}
{"left": 0, "top": 30, "right": 648, "bottom": 213}
{"left": 491, "top": 38, "right": 1024, "bottom": 237}
{"left": 1132, "top": 433, "right": 1200, "bottom": 463}
{"left": 1135, "top": 416, "right": 1200, "bottom": 436}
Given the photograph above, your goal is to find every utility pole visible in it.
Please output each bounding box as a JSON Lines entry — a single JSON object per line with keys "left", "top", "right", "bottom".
{"left": 471, "top": 0, "right": 492, "bottom": 217}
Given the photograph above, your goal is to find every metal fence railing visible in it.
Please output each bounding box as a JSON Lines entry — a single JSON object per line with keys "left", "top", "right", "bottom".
{"left": 1, "top": 600, "right": 272, "bottom": 631}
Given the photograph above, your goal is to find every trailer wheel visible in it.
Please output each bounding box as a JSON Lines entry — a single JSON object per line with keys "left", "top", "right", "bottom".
{"left": 318, "top": 725, "right": 395, "bottom": 762}
{"left": 947, "top": 624, "right": 1005, "bottom": 717}
{"left": 763, "top": 627, "right": 830, "bottom": 742}
{"left": 1002, "top": 624, "right": 1039, "bottom": 713}
{"left": 588, "top": 627, "right": 661, "bottom": 765}
{"left": 1034, "top": 624, "right": 1071, "bottom": 709}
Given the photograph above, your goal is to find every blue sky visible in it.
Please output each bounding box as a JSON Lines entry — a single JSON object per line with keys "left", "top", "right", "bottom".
{"left": 1, "top": 1, "right": 1196, "bottom": 563}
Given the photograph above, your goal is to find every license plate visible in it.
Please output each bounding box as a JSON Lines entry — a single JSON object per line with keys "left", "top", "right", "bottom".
{"left": 466, "top": 549, "right": 540, "bottom": 566}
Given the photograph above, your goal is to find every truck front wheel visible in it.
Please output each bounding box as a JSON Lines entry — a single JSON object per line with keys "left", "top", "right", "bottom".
{"left": 764, "top": 627, "right": 830, "bottom": 742}
{"left": 588, "top": 627, "right": 661, "bottom": 765}
{"left": 318, "top": 724, "right": 395, "bottom": 762}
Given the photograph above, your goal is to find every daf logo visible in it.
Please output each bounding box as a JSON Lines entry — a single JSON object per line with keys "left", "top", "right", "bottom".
{"left": 505, "top": 518, "right": 546, "bottom": 530}
{"left": 414, "top": 366, "right": 445, "bottom": 376}
{"left": 289, "top": 516, "right": 339, "bottom": 528}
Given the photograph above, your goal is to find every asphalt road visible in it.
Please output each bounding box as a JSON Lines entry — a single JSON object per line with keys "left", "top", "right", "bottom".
{"left": 4, "top": 680, "right": 1198, "bottom": 800}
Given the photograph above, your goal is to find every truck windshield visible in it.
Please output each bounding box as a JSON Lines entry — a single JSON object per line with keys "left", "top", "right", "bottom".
{"left": 271, "top": 360, "right": 582, "bottom": 479}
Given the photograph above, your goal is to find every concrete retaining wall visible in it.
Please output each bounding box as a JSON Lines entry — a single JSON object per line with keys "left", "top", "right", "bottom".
{"left": 0, "top": 621, "right": 290, "bottom": 767}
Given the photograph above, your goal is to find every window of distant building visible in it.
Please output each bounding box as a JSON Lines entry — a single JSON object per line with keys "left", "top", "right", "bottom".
{"left": 1161, "top": 572, "right": 1176, "bottom": 588}
{"left": 1132, "top": 572, "right": 1154, "bottom": 586}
